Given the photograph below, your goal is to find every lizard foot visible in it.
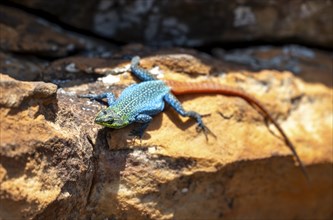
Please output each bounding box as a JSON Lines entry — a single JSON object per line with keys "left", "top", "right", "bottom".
{"left": 129, "top": 128, "right": 145, "bottom": 144}
{"left": 196, "top": 123, "right": 216, "bottom": 141}
{"left": 129, "top": 121, "right": 150, "bottom": 143}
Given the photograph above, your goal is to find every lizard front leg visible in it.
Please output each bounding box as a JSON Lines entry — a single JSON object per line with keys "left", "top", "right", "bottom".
{"left": 130, "top": 114, "right": 153, "bottom": 138}
{"left": 78, "top": 92, "right": 116, "bottom": 106}
{"left": 163, "top": 93, "right": 215, "bottom": 140}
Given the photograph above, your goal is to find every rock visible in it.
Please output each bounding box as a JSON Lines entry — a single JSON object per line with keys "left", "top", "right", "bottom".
{"left": 0, "top": 74, "right": 57, "bottom": 108}
{"left": 77, "top": 56, "right": 332, "bottom": 219}
{"left": 6, "top": 0, "right": 333, "bottom": 48}
{"left": 212, "top": 45, "right": 333, "bottom": 87}
{"left": 1, "top": 1, "right": 331, "bottom": 219}
{"left": 0, "top": 52, "right": 47, "bottom": 81}
{"left": 41, "top": 56, "right": 121, "bottom": 86}
{"left": 41, "top": 51, "right": 214, "bottom": 87}
{"left": 0, "top": 6, "right": 117, "bottom": 82}
{"left": 0, "top": 74, "right": 94, "bottom": 219}
{"left": 0, "top": 5, "right": 83, "bottom": 57}
{"left": 6, "top": 0, "right": 97, "bottom": 30}
{"left": 1, "top": 53, "right": 332, "bottom": 219}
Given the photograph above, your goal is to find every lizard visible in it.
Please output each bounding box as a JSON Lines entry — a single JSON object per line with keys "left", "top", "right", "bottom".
{"left": 79, "top": 56, "right": 308, "bottom": 179}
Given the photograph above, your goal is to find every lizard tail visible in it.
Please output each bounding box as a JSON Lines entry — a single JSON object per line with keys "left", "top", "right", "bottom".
{"left": 166, "top": 80, "right": 309, "bottom": 181}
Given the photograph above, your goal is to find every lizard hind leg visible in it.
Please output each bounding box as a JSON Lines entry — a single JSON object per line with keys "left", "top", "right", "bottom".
{"left": 163, "top": 93, "right": 216, "bottom": 140}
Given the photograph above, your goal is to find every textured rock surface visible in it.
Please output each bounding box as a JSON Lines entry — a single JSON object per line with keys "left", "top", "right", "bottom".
{"left": 213, "top": 45, "right": 333, "bottom": 87}
{"left": 0, "top": 74, "right": 94, "bottom": 219}
{"left": 0, "top": 2, "right": 332, "bottom": 220}
{"left": 0, "top": 5, "right": 83, "bottom": 57}
{"left": 77, "top": 55, "right": 333, "bottom": 220}
{"left": 0, "top": 5, "right": 117, "bottom": 82}
{"left": 0, "top": 52, "right": 47, "bottom": 81}
{"left": 1, "top": 53, "right": 332, "bottom": 219}
{"left": 5, "top": 0, "right": 333, "bottom": 48}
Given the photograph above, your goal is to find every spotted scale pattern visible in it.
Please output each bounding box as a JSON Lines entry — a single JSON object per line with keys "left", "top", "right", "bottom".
{"left": 112, "top": 80, "right": 170, "bottom": 122}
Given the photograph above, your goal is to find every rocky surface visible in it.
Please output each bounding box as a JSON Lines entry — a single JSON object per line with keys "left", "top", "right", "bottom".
{"left": 5, "top": 0, "right": 333, "bottom": 48}
{"left": 0, "top": 74, "right": 95, "bottom": 219}
{"left": 0, "top": 3, "right": 332, "bottom": 220}
{"left": 0, "top": 51, "right": 46, "bottom": 81}
{"left": 213, "top": 45, "right": 333, "bottom": 87}
{"left": 0, "top": 5, "right": 84, "bottom": 57}
{"left": 0, "top": 5, "right": 117, "bottom": 81}
{"left": 1, "top": 53, "right": 333, "bottom": 219}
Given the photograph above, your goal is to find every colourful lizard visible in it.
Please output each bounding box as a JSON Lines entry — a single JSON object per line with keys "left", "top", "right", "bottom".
{"left": 79, "top": 56, "right": 308, "bottom": 179}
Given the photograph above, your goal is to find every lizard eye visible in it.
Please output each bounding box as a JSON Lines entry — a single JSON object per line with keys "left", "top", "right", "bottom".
{"left": 102, "top": 110, "right": 107, "bottom": 115}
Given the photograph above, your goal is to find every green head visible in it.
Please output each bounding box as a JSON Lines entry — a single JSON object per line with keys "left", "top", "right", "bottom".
{"left": 95, "top": 107, "right": 129, "bottom": 128}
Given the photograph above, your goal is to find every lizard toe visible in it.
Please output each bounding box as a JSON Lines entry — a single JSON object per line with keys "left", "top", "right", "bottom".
{"left": 196, "top": 123, "right": 216, "bottom": 141}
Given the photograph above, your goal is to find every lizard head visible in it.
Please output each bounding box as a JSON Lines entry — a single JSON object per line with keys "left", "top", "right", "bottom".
{"left": 94, "top": 107, "right": 129, "bottom": 128}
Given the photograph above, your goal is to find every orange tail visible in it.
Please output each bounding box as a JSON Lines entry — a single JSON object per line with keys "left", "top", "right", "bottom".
{"left": 166, "top": 80, "right": 308, "bottom": 180}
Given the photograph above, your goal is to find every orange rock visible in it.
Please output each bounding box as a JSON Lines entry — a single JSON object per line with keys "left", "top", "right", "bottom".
{"left": 1, "top": 51, "right": 332, "bottom": 220}
{"left": 0, "top": 74, "right": 93, "bottom": 219}
{"left": 81, "top": 56, "right": 332, "bottom": 219}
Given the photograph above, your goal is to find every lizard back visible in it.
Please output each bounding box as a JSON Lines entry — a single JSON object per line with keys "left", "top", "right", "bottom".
{"left": 112, "top": 80, "right": 170, "bottom": 118}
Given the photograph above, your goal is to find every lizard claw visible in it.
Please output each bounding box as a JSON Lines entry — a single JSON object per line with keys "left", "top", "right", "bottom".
{"left": 196, "top": 123, "right": 216, "bottom": 141}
